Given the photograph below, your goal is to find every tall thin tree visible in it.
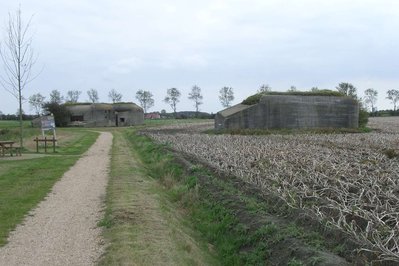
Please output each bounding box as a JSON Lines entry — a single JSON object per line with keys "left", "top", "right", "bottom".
{"left": 29, "top": 93, "right": 45, "bottom": 115}
{"left": 108, "top": 89, "right": 122, "bottom": 103}
{"left": 219, "top": 87, "right": 234, "bottom": 108}
{"left": 87, "top": 88, "right": 99, "bottom": 103}
{"left": 49, "top": 89, "right": 63, "bottom": 104}
{"left": 188, "top": 85, "right": 203, "bottom": 115}
{"left": 164, "top": 88, "right": 181, "bottom": 116}
{"left": 386, "top": 89, "right": 399, "bottom": 111}
{"left": 0, "top": 7, "right": 38, "bottom": 147}
{"left": 66, "top": 90, "right": 82, "bottom": 103}
{"left": 135, "top": 90, "right": 154, "bottom": 113}
{"left": 364, "top": 88, "right": 378, "bottom": 112}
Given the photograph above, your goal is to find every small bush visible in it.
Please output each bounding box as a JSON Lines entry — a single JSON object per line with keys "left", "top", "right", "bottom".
{"left": 358, "top": 108, "right": 369, "bottom": 128}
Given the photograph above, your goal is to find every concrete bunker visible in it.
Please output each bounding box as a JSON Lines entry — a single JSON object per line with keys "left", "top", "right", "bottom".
{"left": 215, "top": 94, "right": 359, "bottom": 130}
{"left": 66, "top": 102, "right": 144, "bottom": 127}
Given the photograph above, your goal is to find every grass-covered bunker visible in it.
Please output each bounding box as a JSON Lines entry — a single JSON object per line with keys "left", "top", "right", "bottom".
{"left": 215, "top": 92, "right": 359, "bottom": 130}
{"left": 66, "top": 102, "right": 144, "bottom": 127}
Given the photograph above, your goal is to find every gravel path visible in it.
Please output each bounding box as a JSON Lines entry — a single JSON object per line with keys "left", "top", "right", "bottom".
{"left": 0, "top": 132, "right": 113, "bottom": 266}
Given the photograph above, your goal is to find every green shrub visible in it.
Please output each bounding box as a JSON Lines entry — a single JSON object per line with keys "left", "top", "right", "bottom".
{"left": 358, "top": 108, "right": 369, "bottom": 128}
{"left": 242, "top": 93, "right": 264, "bottom": 105}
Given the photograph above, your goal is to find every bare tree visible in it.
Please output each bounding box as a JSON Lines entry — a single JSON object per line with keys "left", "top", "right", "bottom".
{"left": 135, "top": 89, "right": 154, "bottom": 113}
{"left": 364, "top": 88, "right": 378, "bottom": 112}
{"left": 29, "top": 93, "right": 45, "bottom": 115}
{"left": 288, "top": 85, "right": 297, "bottom": 92}
{"left": 188, "top": 85, "right": 203, "bottom": 115}
{"left": 164, "top": 88, "right": 181, "bottom": 116}
{"left": 108, "top": 89, "right": 122, "bottom": 103}
{"left": 258, "top": 84, "right": 271, "bottom": 93}
{"left": 219, "top": 87, "right": 234, "bottom": 108}
{"left": 386, "top": 89, "right": 399, "bottom": 111}
{"left": 66, "top": 90, "right": 81, "bottom": 103}
{"left": 0, "top": 7, "right": 38, "bottom": 147}
{"left": 87, "top": 88, "right": 99, "bottom": 103}
{"left": 49, "top": 89, "right": 63, "bottom": 104}
{"left": 336, "top": 82, "right": 357, "bottom": 99}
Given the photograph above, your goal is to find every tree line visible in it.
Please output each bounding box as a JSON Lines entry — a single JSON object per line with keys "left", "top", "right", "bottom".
{"left": 8, "top": 83, "right": 399, "bottom": 118}
{"left": 23, "top": 86, "right": 236, "bottom": 117}
{"left": 257, "top": 82, "right": 399, "bottom": 113}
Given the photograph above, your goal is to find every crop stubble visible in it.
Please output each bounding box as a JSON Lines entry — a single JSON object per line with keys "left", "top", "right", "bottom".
{"left": 144, "top": 117, "right": 399, "bottom": 262}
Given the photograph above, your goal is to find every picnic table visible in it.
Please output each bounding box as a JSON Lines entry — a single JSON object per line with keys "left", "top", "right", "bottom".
{"left": 0, "top": 141, "right": 21, "bottom": 157}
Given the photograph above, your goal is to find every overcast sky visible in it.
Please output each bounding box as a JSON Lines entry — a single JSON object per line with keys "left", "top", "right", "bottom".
{"left": 1, "top": 0, "right": 399, "bottom": 114}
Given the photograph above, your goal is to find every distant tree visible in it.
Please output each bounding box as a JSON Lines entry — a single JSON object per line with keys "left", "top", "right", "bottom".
{"left": 29, "top": 93, "right": 45, "bottom": 115}
{"left": 386, "top": 89, "right": 399, "bottom": 111}
{"left": 0, "top": 7, "right": 39, "bottom": 147}
{"left": 108, "top": 89, "right": 122, "bottom": 103}
{"left": 288, "top": 85, "right": 297, "bottom": 92}
{"left": 49, "top": 90, "right": 63, "bottom": 104}
{"left": 87, "top": 88, "right": 99, "bottom": 103}
{"left": 219, "top": 87, "right": 234, "bottom": 108}
{"left": 336, "top": 82, "right": 357, "bottom": 99}
{"left": 164, "top": 88, "right": 181, "bottom": 116}
{"left": 135, "top": 90, "right": 154, "bottom": 113}
{"left": 66, "top": 90, "right": 81, "bottom": 103}
{"left": 161, "top": 109, "right": 166, "bottom": 114}
{"left": 311, "top": 87, "right": 319, "bottom": 92}
{"left": 258, "top": 84, "right": 271, "bottom": 93}
{"left": 364, "top": 88, "right": 378, "bottom": 112}
{"left": 42, "top": 102, "right": 70, "bottom": 127}
{"left": 188, "top": 85, "right": 203, "bottom": 115}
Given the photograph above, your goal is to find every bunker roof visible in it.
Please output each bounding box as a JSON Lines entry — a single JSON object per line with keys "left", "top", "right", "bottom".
{"left": 218, "top": 104, "right": 253, "bottom": 118}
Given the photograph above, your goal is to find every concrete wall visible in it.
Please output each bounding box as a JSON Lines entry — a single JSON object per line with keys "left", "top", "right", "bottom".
{"left": 116, "top": 110, "right": 144, "bottom": 127}
{"left": 215, "top": 95, "right": 359, "bottom": 130}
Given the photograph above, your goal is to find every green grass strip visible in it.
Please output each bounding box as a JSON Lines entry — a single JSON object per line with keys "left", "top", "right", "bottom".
{"left": 0, "top": 129, "right": 99, "bottom": 246}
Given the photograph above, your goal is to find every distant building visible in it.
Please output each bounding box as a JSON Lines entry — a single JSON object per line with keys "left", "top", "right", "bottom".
{"left": 215, "top": 95, "right": 359, "bottom": 130}
{"left": 145, "top": 112, "right": 161, "bottom": 119}
{"left": 65, "top": 102, "right": 144, "bottom": 127}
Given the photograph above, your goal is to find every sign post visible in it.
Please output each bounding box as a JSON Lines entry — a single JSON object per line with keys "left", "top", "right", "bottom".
{"left": 41, "top": 114, "right": 57, "bottom": 142}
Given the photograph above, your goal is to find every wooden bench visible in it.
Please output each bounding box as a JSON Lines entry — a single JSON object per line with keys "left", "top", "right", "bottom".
{"left": 34, "top": 137, "right": 57, "bottom": 153}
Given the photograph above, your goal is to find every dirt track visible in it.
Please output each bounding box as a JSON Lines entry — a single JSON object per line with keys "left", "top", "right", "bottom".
{"left": 0, "top": 132, "right": 112, "bottom": 266}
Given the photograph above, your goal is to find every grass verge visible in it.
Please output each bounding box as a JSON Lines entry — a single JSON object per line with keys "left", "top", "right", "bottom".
{"left": 99, "top": 130, "right": 217, "bottom": 265}
{"left": 0, "top": 129, "right": 99, "bottom": 246}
